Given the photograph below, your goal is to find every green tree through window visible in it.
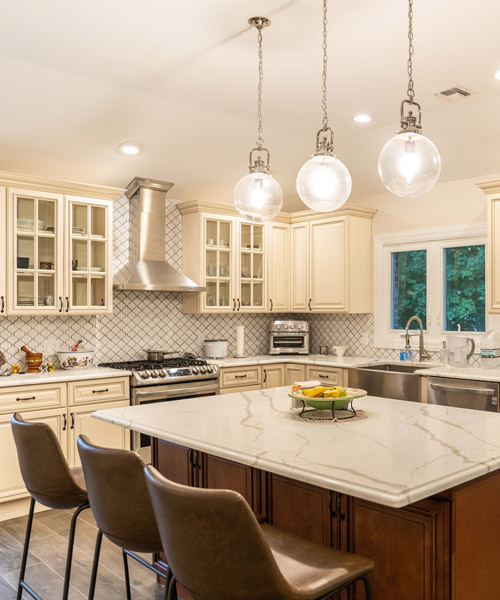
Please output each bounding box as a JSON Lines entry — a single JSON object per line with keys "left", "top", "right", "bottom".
{"left": 444, "top": 245, "right": 485, "bottom": 332}
{"left": 391, "top": 250, "right": 427, "bottom": 330}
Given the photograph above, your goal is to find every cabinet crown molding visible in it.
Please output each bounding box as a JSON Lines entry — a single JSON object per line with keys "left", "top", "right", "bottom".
{"left": 177, "top": 199, "right": 376, "bottom": 223}
{"left": 0, "top": 171, "right": 123, "bottom": 201}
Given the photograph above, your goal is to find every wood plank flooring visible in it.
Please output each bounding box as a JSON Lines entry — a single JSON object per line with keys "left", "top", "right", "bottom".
{"left": 0, "top": 507, "right": 167, "bottom": 599}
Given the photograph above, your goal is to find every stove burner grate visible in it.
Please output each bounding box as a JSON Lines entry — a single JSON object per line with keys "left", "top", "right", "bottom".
{"left": 100, "top": 358, "right": 209, "bottom": 371}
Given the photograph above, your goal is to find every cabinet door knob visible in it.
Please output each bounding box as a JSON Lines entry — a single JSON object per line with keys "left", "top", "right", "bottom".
{"left": 0, "top": 296, "right": 4, "bottom": 313}
{"left": 59, "top": 296, "right": 63, "bottom": 312}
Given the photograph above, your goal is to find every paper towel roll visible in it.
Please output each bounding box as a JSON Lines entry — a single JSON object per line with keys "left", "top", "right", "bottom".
{"left": 235, "top": 325, "right": 245, "bottom": 357}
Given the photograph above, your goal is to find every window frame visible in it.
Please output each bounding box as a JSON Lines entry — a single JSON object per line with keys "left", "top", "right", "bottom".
{"left": 374, "top": 224, "right": 487, "bottom": 352}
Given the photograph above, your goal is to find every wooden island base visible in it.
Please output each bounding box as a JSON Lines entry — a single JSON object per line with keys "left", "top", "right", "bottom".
{"left": 152, "top": 438, "right": 500, "bottom": 600}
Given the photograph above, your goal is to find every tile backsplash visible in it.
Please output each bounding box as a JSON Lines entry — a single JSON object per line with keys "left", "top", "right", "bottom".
{"left": 0, "top": 194, "right": 439, "bottom": 368}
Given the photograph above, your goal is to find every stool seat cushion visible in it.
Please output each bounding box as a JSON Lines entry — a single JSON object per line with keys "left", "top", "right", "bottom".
{"left": 262, "top": 524, "right": 374, "bottom": 599}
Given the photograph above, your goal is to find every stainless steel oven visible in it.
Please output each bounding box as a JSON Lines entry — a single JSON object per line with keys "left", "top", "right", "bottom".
{"left": 269, "top": 320, "right": 310, "bottom": 355}
{"left": 100, "top": 358, "right": 220, "bottom": 461}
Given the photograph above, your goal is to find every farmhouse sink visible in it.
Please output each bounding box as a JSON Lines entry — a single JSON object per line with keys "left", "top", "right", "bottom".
{"left": 348, "top": 362, "right": 433, "bottom": 402}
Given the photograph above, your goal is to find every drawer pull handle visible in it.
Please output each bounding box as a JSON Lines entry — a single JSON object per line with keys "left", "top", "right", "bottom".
{"left": 16, "top": 396, "right": 36, "bottom": 401}
{"left": 92, "top": 388, "right": 109, "bottom": 393}
{"left": 263, "top": 369, "right": 267, "bottom": 383}
{"left": 1, "top": 295, "right": 4, "bottom": 313}
{"left": 234, "top": 375, "right": 247, "bottom": 379}
{"left": 319, "top": 374, "right": 330, "bottom": 378}
{"left": 62, "top": 413, "right": 67, "bottom": 431}
{"left": 70, "top": 413, "right": 75, "bottom": 430}
{"left": 59, "top": 296, "right": 63, "bottom": 312}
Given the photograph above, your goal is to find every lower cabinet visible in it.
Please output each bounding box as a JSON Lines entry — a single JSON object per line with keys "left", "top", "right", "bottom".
{"left": 67, "top": 400, "right": 130, "bottom": 468}
{"left": 0, "top": 376, "right": 130, "bottom": 517}
{"left": 285, "top": 363, "right": 306, "bottom": 385}
{"left": 262, "top": 364, "right": 284, "bottom": 388}
{"left": 153, "top": 439, "right": 463, "bottom": 600}
{"left": 306, "top": 365, "right": 343, "bottom": 386}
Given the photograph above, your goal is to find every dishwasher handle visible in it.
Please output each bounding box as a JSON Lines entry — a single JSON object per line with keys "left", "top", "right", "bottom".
{"left": 430, "top": 382, "right": 496, "bottom": 396}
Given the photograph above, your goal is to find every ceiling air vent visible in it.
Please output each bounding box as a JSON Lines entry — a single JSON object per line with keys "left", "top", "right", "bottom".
{"left": 435, "top": 85, "right": 476, "bottom": 103}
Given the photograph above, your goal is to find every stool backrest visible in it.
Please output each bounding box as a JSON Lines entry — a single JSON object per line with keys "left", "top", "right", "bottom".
{"left": 11, "top": 413, "right": 87, "bottom": 509}
{"left": 77, "top": 435, "right": 162, "bottom": 552}
{"left": 144, "top": 465, "right": 293, "bottom": 600}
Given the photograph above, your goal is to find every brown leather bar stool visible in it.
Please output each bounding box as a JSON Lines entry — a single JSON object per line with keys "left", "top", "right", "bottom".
{"left": 144, "top": 465, "right": 374, "bottom": 600}
{"left": 77, "top": 435, "right": 173, "bottom": 600}
{"left": 11, "top": 412, "right": 89, "bottom": 600}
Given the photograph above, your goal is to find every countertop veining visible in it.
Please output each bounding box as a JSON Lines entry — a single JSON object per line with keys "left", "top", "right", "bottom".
{"left": 0, "top": 367, "right": 131, "bottom": 388}
{"left": 93, "top": 387, "right": 500, "bottom": 508}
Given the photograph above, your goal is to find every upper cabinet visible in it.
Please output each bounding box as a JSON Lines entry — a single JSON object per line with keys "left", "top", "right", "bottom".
{"left": 0, "top": 172, "right": 121, "bottom": 316}
{"left": 180, "top": 204, "right": 268, "bottom": 313}
{"left": 478, "top": 180, "right": 500, "bottom": 312}
{"left": 0, "top": 188, "right": 6, "bottom": 316}
{"left": 179, "top": 200, "right": 375, "bottom": 315}
{"left": 290, "top": 207, "right": 376, "bottom": 313}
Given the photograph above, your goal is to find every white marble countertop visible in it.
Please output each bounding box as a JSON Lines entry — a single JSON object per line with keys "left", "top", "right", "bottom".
{"left": 213, "top": 354, "right": 382, "bottom": 369}
{"left": 93, "top": 386, "right": 500, "bottom": 508}
{"left": 0, "top": 367, "right": 131, "bottom": 388}
{"left": 415, "top": 365, "right": 500, "bottom": 382}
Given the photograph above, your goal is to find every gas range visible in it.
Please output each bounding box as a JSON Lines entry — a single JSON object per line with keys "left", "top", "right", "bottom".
{"left": 99, "top": 358, "right": 219, "bottom": 387}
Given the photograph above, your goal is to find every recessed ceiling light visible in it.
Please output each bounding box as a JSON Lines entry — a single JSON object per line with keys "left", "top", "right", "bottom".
{"left": 118, "top": 141, "right": 142, "bottom": 155}
{"left": 353, "top": 114, "right": 372, "bottom": 123}
{"left": 495, "top": 71, "right": 500, "bottom": 81}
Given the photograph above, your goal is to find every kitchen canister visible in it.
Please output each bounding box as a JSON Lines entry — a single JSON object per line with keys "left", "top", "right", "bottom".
{"left": 235, "top": 325, "right": 246, "bottom": 357}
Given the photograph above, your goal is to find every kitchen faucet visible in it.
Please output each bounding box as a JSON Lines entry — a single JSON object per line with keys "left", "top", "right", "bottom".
{"left": 404, "top": 315, "right": 431, "bottom": 362}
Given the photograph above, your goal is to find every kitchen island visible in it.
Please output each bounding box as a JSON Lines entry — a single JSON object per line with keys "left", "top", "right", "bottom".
{"left": 94, "top": 387, "right": 500, "bottom": 600}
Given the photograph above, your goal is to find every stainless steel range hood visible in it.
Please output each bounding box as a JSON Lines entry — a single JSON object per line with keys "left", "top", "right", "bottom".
{"left": 113, "top": 177, "right": 205, "bottom": 292}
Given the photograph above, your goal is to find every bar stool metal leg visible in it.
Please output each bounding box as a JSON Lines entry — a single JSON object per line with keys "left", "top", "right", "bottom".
{"left": 62, "top": 503, "right": 89, "bottom": 600}
{"left": 88, "top": 530, "right": 103, "bottom": 600}
{"left": 16, "top": 497, "right": 36, "bottom": 600}
{"left": 361, "top": 575, "right": 373, "bottom": 600}
{"left": 122, "top": 549, "right": 132, "bottom": 600}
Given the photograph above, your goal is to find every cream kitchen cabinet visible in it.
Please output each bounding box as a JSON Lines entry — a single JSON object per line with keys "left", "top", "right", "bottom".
{"left": 267, "top": 222, "right": 290, "bottom": 312}
{"left": 291, "top": 207, "right": 375, "bottom": 313}
{"left": 285, "top": 364, "right": 306, "bottom": 386}
{"left": 180, "top": 203, "right": 267, "bottom": 313}
{"left": 479, "top": 180, "right": 500, "bottom": 312}
{"left": 262, "top": 364, "right": 285, "bottom": 388}
{"left": 1, "top": 172, "right": 120, "bottom": 316}
{"left": 0, "top": 187, "right": 6, "bottom": 316}
{"left": 306, "top": 365, "right": 344, "bottom": 386}
{"left": 0, "top": 375, "right": 130, "bottom": 519}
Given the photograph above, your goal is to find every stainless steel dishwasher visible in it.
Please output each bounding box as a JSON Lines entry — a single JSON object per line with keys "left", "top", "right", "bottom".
{"left": 427, "top": 377, "right": 499, "bottom": 412}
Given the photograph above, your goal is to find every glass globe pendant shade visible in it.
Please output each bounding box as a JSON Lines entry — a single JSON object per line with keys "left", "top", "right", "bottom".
{"left": 234, "top": 171, "right": 283, "bottom": 223}
{"left": 378, "top": 131, "right": 441, "bottom": 198}
{"left": 296, "top": 154, "right": 352, "bottom": 212}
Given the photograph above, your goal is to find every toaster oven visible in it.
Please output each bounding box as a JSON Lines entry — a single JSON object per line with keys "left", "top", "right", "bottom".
{"left": 269, "top": 320, "right": 310, "bottom": 355}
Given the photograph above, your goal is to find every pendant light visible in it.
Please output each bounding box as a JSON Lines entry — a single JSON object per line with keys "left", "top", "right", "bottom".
{"left": 378, "top": 0, "right": 441, "bottom": 197}
{"left": 234, "top": 17, "right": 283, "bottom": 224}
{"left": 296, "top": 0, "right": 351, "bottom": 213}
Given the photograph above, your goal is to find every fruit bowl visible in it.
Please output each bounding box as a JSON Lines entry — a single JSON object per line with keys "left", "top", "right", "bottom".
{"left": 289, "top": 388, "right": 367, "bottom": 410}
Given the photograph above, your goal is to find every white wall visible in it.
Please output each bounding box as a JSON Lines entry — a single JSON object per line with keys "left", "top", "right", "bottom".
{"left": 354, "top": 173, "right": 500, "bottom": 236}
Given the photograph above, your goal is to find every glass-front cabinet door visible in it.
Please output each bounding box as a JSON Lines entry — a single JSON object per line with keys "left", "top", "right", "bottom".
{"left": 237, "top": 222, "right": 265, "bottom": 311}
{"left": 7, "top": 188, "right": 64, "bottom": 314}
{"left": 203, "top": 216, "right": 234, "bottom": 312}
{"left": 66, "top": 197, "right": 112, "bottom": 314}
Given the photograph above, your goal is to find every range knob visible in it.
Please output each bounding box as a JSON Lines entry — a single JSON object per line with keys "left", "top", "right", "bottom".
{"left": 283, "top": 324, "right": 289, "bottom": 330}
{"left": 199, "top": 366, "right": 207, "bottom": 374}
{"left": 275, "top": 324, "right": 281, "bottom": 330}
{"left": 150, "top": 370, "right": 158, "bottom": 378}
{"left": 298, "top": 323, "right": 305, "bottom": 330}
{"left": 206, "top": 365, "right": 213, "bottom": 373}
{"left": 191, "top": 366, "right": 199, "bottom": 374}
{"left": 139, "top": 371, "right": 150, "bottom": 379}
{"left": 158, "top": 369, "right": 166, "bottom": 378}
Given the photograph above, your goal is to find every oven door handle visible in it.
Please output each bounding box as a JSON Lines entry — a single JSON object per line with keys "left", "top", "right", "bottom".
{"left": 133, "top": 382, "right": 220, "bottom": 402}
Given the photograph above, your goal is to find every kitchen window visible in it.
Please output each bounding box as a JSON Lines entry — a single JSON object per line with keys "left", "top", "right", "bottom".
{"left": 375, "top": 225, "right": 487, "bottom": 350}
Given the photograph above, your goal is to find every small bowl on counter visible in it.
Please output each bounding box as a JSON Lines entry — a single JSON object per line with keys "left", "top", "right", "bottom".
{"left": 57, "top": 350, "right": 95, "bottom": 369}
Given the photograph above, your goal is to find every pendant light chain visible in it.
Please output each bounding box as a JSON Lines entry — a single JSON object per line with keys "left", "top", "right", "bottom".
{"left": 321, "top": 0, "right": 329, "bottom": 129}
{"left": 256, "top": 24, "right": 264, "bottom": 149}
{"left": 407, "top": 0, "right": 415, "bottom": 103}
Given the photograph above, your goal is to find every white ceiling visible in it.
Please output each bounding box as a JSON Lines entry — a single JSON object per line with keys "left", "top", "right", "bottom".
{"left": 1, "top": 0, "right": 500, "bottom": 209}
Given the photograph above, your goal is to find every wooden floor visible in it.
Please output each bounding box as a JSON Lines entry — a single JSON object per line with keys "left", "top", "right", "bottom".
{"left": 0, "top": 507, "right": 167, "bottom": 599}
